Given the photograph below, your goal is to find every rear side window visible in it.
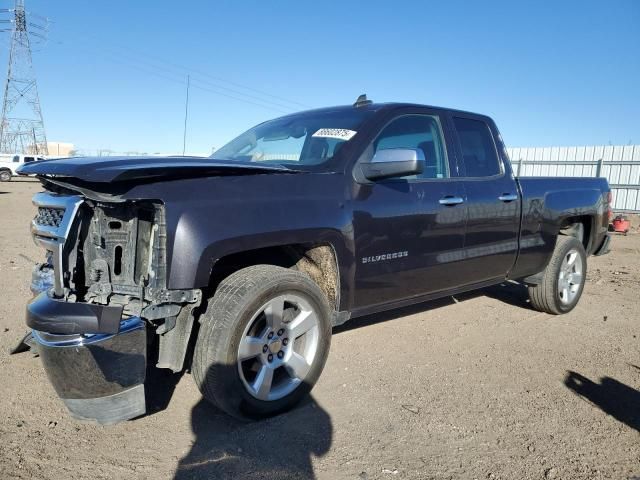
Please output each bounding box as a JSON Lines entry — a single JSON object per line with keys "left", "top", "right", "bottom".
{"left": 24, "top": 156, "right": 35, "bottom": 163}
{"left": 374, "top": 114, "right": 449, "bottom": 179}
{"left": 453, "top": 117, "right": 501, "bottom": 177}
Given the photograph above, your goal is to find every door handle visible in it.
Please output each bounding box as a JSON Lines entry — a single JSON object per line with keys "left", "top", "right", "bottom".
{"left": 498, "top": 193, "right": 518, "bottom": 202}
{"left": 439, "top": 196, "right": 464, "bottom": 206}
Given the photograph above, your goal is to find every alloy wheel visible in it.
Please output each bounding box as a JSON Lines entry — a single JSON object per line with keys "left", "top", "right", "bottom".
{"left": 557, "top": 248, "right": 583, "bottom": 305}
{"left": 237, "top": 293, "right": 320, "bottom": 401}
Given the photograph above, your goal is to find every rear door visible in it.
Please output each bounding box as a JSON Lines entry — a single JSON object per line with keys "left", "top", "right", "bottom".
{"left": 449, "top": 113, "right": 520, "bottom": 283}
{"left": 351, "top": 108, "right": 467, "bottom": 309}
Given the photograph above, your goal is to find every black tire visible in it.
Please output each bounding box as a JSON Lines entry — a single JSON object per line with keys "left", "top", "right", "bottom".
{"left": 192, "top": 265, "right": 332, "bottom": 420}
{"left": 528, "top": 235, "right": 587, "bottom": 314}
{"left": 0, "top": 169, "right": 11, "bottom": 182}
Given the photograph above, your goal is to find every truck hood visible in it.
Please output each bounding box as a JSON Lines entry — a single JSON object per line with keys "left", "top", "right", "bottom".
{"left": 17, "top": 155, "right": 297, "bottom": 183}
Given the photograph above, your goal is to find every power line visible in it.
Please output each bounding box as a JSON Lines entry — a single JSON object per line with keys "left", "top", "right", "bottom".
{"left": 53, "top": 37, "right": 298, "bottom": 114}
{"left": 56, "top": 30, "right": 311, "bottom": 112}
{"left": 113, "top": 47, "right": 300, "bottom": 111}
{"left": 114, "top": 42, "right": 312, "bottom": 109}
{"left": 62, "top": 41, "right": 294, "bottom": 114}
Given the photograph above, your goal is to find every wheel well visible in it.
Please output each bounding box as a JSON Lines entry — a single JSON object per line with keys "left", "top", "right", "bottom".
{"left": 559, "top": 216, "right": 592, "bottom": 250}
{"left": 208, "top": 243, "right": 339, "bottom": 310}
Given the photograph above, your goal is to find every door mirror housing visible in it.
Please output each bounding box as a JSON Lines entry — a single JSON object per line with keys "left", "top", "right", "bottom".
{"left": 361, "top": 148, "right": 425, "bottom": 181}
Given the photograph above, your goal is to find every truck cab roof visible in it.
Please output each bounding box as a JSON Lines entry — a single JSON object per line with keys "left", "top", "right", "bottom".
{"left": 276, "top": 101, "right": 491, "bottom": 121}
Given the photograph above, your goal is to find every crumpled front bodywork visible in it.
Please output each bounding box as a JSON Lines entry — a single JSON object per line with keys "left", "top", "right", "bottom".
{"left": 26, "top": 187, "right": 202, "bottom": 423}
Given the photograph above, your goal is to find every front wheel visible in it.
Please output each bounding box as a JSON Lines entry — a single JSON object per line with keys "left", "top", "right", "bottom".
{"left": 192, "top": 265, "right": 332, "bottom": 420}
{"left": 528, "top": 235, "right": 587, "bottom": 314}
{"left": 0, "top": 169, "right": 12, "bottom": 182}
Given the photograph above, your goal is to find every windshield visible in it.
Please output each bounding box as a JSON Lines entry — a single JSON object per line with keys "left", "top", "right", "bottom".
{"left": 210, "top": 109, "right": 375, "bottom": 170}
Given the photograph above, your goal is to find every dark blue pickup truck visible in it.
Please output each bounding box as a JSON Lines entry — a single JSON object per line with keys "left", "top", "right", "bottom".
{"left": 19, "top": 97, "right": 611, "bottom": 424}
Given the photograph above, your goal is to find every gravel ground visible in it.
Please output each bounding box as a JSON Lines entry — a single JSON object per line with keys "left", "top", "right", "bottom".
{"left": 0, "top": 178, "right": 638, "bottom": 480}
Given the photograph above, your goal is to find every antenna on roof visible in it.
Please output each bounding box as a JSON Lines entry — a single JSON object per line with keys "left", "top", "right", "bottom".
{"left": 353, "top": 94, "right": 372, "bottom": 108}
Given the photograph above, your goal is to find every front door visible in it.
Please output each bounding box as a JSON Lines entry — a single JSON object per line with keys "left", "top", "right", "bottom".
{"left": 351, "top": 110, "right": 467, "bottom": 310}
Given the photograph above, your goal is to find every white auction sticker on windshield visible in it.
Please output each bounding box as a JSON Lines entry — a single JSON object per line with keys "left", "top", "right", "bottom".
{"left": 312, "top": 128, "right": 357, "bottom": 141}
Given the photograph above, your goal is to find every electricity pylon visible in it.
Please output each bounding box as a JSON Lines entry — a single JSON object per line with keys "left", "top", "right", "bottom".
{"left": 0, "top": 0, "right": 48, "bottom": 155}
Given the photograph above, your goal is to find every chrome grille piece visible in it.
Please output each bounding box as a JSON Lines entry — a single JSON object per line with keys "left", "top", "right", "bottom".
{"left": 31, "top": 193, "right": 83, "bottom": 297}
{"left": 35, "top": 206, "right": 65, "bottom": 228}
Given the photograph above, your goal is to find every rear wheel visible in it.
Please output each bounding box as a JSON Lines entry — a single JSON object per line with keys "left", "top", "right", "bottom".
{"left": 192, "top": 265, "right": 332, "bottom": 419}
{"left": 528, "top": 235, "right": 587, "bottom": 314}
{"left": 0, "top": 169, "right": 11, "bottom": 182}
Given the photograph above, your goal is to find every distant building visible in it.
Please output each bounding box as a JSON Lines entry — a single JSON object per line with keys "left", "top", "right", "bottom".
{"left": 47, "top": 142, "right": 75, "bottom": 157}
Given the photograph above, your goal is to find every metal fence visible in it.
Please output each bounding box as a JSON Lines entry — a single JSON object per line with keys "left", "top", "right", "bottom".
{"left": 506, "top": 145, "right": 640, "bottom": 212}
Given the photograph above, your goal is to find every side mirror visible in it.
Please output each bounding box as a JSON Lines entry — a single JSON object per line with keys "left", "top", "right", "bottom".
{"left": 361, "top": 148, "right": 425, "bottom": 181}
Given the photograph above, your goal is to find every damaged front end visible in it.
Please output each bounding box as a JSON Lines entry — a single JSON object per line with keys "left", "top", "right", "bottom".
{"left": 27, "top": 189, "right": 200, "bottom": 424}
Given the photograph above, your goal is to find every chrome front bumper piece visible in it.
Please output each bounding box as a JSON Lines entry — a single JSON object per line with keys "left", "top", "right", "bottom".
{"left": 33, "top": 317, "right": 147, "bottom": 424}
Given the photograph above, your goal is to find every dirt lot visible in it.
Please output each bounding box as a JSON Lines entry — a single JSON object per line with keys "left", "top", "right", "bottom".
{"left": 0, "top": 178, "right": 638, "bottom": 480}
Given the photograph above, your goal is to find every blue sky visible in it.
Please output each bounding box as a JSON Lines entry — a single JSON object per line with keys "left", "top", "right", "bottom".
{"left": 2, "top": 0, "right": 638, "bottom": 155}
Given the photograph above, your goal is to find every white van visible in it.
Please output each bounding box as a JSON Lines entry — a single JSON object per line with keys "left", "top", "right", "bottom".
{"left": 0, "top": 154, "right": 46, "bottom": 181}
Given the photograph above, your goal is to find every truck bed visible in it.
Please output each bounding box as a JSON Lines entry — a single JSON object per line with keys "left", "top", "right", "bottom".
{"left": 511, "top": 176, "right": 610, "bottom": 279}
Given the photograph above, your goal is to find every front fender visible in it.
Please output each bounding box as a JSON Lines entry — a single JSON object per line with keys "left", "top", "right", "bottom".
{"left": 165, "top": 208, "right": 356, "bottom": 311}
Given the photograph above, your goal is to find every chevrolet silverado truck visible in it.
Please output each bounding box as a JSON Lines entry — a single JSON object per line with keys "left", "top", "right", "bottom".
{"left": 18, "top": 98, "right": 612, "bottom": 424}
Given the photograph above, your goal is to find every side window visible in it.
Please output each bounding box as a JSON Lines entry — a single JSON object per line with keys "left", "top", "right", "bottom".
{"left": 373, "top": 115, "right": 449, "bottom": 179}
{"left": 12, "top": 155, "right": 19, "bottom": 162}
{"left": 452, "top": 117, "right": 501, "bottom": 177}
{"left": 24, "top": 156, "right": 35, "bottom": 163}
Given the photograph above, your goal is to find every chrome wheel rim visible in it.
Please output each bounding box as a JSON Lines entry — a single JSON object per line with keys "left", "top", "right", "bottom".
{"left": 237, "top": 293, "right": 320, "bottom": 401}
{"left": 558, "top": 248, "right": 583, "bottom": 305}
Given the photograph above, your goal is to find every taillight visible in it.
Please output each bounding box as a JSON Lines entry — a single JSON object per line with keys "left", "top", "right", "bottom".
{"left": 607, "top": 191, "right": 613, "bottom": 221}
